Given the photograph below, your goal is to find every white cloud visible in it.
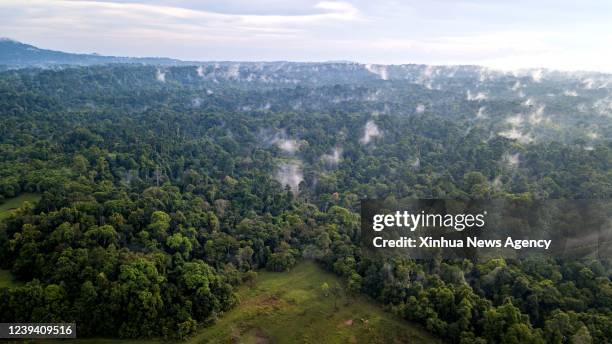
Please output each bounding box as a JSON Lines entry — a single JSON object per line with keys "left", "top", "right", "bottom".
{"left": 0, "top": 0, "right": 361, "bottom": 58}
{"left": 528, "top": 105, "right": 545, "bottom": 125}
{"left": 564, "top": 90, "right": 578, "bottom": 97}
{"left": 276, "top": 161, "right": 303, "bottom": 193}
{"left": 360, "top": 120, "right": 381, "bottom": 144}
{"left": 476, "top": 106, "right": 487, "bottom": 119}
{"left": 499, "top": 127, "right": 533, "bottom": 144}
{"left": 502, "top": 153, "right": 520, "bottom": 168}
{"left": 505, "top": 114, "right": 523, "bottom": 126}
{"left": 467, "top": 90, "right": 488, "bottom": 101}
{"left": 1, "top": 0, "right": 611, "bottom": 72}
{"left": 365, "top": 64, "right": 388, "bottom": 80}
{"left": 156, "top": 68, "right": 166, "bottom": 82}
{"left": 276, "top": 139, "right": 300, "bottom": 153}
{"left": 322, "top": 147, "right": 342, "bottom": 165}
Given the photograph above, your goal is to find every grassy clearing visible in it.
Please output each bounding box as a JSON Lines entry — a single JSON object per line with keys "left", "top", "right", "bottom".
{"left": 0, "top": 193, "right": 41, "bottom": 220}
{"left": 188, "top": 261, "right": 440, "bottom": 344}
{"left": 0, "top": 269, "right": 21, "bottom": 288}
{"left": 0, "top": 194, "right": 40, "bottom": 289}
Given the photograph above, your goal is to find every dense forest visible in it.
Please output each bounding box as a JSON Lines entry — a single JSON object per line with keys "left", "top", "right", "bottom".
{"left": 0, "top": 63, "right": 610, "bottom": 343}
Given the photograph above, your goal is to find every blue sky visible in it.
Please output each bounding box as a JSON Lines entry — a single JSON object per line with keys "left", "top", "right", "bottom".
{"left": 2, "top": 0, "right": 612, "bottom": 71}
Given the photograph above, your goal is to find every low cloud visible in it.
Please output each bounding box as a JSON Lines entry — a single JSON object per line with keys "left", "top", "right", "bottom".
{"left": 499, "top": 128, "right": 532, "bottom": 144}
{"left": 528, "top": 105, "right": 545, "bottom": 125}
{"left": 276, "top": 161, "right": 303, "bottom": 193}
{"left": 276, "top": 139, "right": 300, "bottom": 153}
{"left": 364, "top": 64, "right": 389, "bottom": 80}
{"left": 476, "top": 106, "right": 487, "bottom": 119}
{"left": 322, "top": 147, "right": 343, "bottom": 165}
{"left": 156, "top": 68, "right": 166, "bottom": 82}
{"left": 505, "top": 114, "right": 523, "bottom": 127}
{"left": 564, "top": 90, "right": 578, "bottom": 97}
{"left": 467, "top": 90, "right": 488, "bottom": 101}
{"left": 531, "top": 69, "right": 544, "bottom": 82}
{"left": 360, "top": 120, "right": 381, "bottom": 144}
{"left": 502, "top": 153, "right": 520, "bottom": 168}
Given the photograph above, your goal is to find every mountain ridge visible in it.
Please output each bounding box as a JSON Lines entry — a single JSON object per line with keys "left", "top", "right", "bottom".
{"left": 0, "top": 38, "right": 183, "bottom": 68}
{"left": 2, "top": 38, "right": 611, "bottom": 78}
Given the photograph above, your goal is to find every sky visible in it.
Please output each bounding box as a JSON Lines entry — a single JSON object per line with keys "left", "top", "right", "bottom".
{"left": 2, "top": 0, "right": 612, "bottom": 72}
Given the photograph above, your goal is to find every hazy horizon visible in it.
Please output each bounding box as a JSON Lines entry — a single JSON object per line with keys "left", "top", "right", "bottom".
{"left": 2, "top": 0, "right": 612, "bottom": 72}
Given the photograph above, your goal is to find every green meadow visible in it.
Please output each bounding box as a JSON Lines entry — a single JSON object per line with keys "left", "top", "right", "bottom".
{"left": 0, "top": 194, "right": 41, "bottom": 288}
{"left": 0, "top": 269, "right": 21, "bottom": 288}
{"left": 188, "top": 261, "right": 439, "bottom": 344}
{"left": 0, "top": 193, "right": 41, "bottom": 220}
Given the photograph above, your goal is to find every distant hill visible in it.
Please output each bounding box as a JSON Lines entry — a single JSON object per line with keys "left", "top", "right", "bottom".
{"left": 0, "top": 38, "right": 184, "bottom": 68}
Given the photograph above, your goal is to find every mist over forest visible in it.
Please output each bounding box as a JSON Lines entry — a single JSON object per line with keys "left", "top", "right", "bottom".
{"left": 0, "top": 40, "right": 610, "bottom": 343}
